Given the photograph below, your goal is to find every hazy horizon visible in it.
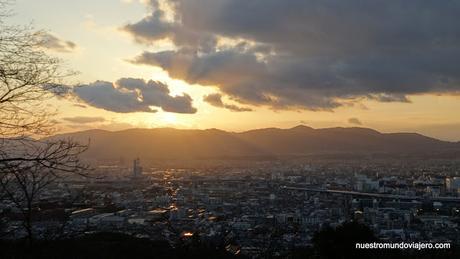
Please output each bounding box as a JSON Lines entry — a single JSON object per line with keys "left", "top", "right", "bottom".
{"left": 53, "top": 124, "right": 460, "bottom": 143}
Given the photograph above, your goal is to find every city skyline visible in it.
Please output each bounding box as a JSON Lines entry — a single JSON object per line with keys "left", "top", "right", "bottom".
{"left": 6, "top": 0, "right": 460, "bottom": 141}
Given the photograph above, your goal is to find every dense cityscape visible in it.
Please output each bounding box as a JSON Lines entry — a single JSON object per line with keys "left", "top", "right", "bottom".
{"left": 2, "top": 158, "right": 459, "bottom": 257}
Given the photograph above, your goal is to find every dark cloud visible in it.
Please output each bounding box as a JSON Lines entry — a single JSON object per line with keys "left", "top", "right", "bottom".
{"left": 40, "top": 32, "right": 77, "bottom": 53}
{"left": 62, "top": 116, "right": 106, "bottom": 124}
{"left": 348, "top": 118, "right": 363, "bottom": 126}
{"left": 68, "top": 78, "right": 196, "bottom": 114}
{"left": 203, "top": 93, "right": 252, "bottom": 112}
{"left": 73, "top": 81, "right": 153, "bottom": 113}
{"left": 125, "top": 0, "right": 460, "bottom": 110}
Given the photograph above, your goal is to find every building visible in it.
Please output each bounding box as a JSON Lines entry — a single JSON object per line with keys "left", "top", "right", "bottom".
{"left": 133, "top": 158, "right": 143, "bottom": 177}
{"left": 446, "top": 177, "right": 460, "bottom": 193}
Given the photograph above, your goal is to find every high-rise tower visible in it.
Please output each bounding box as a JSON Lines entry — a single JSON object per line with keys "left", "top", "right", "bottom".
{"left": 133, "top": 158, "right": 142, "bottom": 177}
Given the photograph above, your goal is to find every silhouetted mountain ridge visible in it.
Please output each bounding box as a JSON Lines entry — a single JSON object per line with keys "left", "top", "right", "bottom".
{"left": 49, "top": 126, "right": 460, "bottom": 161}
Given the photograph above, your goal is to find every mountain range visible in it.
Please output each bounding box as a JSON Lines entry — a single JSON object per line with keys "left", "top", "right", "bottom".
{"left": 50, "top": 125, "right": 460, "bottom": 161}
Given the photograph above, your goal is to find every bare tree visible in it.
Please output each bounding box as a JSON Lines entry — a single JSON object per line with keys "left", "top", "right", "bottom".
{"left": 0, "top": 141, "right": 87, "bottom": 241}
{"left": 0, "top": 0, "right": 88, "bottom": 242}
{"left": 0, "top": 0, "right": 65, "bottom": 138}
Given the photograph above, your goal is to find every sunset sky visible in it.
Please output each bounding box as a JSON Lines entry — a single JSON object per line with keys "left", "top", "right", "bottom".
{"left": 9, "top": 0, "right": 460, "bottom": 141}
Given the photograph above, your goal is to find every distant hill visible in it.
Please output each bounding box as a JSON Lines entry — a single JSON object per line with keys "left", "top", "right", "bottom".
{"left": 48, "top": 126, "right": 460, "bottom": 161}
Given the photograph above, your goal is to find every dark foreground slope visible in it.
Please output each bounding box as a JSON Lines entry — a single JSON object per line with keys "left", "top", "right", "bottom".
{"left": 1, "top": 227, "right": 458, "bottom": 259}
{"left": 0, "top": 232, "right": 239, "bottom": 259}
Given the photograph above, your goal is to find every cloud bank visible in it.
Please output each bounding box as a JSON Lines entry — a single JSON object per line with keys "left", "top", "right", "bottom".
{"left": 40, "top": 32, "right": 77, "bottom": 53}
{"left": 348, "top": 118, "right": 363, "bottom": 126}
{"left": 124, "top": 0, "right": 460, "bottom": 110}
{"left": 203, "top": 93, "right": 252, "bottom": 112}
{"left": 62, "top": 116, "right": 106, "bottom": 124}
{"left": 68, "top": 78, "right": 197, "bottom": 114}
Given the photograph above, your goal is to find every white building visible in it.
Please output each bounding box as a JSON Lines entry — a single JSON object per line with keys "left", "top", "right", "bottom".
{"left": 446, "top": 177, "right": 460, "bottom": 193}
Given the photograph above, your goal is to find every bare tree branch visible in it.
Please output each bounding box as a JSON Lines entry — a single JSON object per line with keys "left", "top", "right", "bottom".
{"left": 0, "top": 1, "right": 89, "bottom": 242}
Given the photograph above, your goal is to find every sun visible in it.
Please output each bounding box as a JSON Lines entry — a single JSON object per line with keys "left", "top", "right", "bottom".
{"left": 161, "top": 112, "right": 178, "bottom": 125}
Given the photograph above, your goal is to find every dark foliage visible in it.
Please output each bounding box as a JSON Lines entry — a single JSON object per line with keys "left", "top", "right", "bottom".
{"left": 0, "top": 232, "right": 241, "bottom": 259}
{"left": 296, "top": 221, "right": 460, "bottom": 259}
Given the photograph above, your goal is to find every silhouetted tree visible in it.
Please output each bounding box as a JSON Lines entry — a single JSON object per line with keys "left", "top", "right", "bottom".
{"left": 0, "top": 0, "right": 87, "bottom": 243}
{"left": 311, "top": 221, "right": 378, "bottom": 259}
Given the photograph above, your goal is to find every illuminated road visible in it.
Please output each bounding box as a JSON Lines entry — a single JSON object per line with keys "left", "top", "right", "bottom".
{"left": 282, "top": 186, "right": 460, "bottom": 202}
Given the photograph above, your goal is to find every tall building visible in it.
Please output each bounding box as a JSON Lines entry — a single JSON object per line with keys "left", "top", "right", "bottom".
{"left": 133, "top": 158, "right": 142, "bottom": 177}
